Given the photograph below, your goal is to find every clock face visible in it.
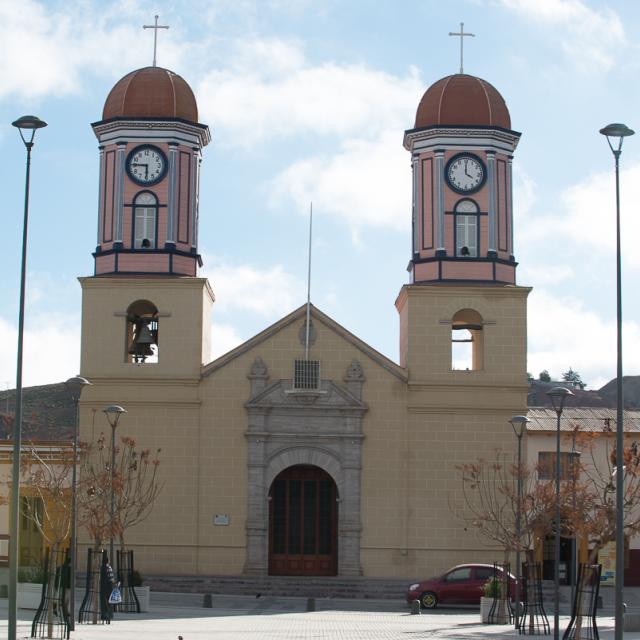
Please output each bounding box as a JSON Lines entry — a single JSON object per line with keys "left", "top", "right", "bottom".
{"left": 126, "top": 145, "right": 167, "bottom": 185}
{"left": 446, "top": 154, "right": 486, "bottom": 193}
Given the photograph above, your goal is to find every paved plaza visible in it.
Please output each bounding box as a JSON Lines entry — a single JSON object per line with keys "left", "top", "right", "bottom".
{"left": 2, "top": 594, "right": 640, "bottom": 640}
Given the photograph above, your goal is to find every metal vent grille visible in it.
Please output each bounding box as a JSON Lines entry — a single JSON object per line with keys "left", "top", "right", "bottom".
{"left": 293, "top": 359, "right": 320, "bottom": 390}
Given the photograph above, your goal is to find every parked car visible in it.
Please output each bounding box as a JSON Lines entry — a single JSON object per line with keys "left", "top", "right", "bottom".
{"left": 406, "top": 564, "right": 516, "bottom": 609}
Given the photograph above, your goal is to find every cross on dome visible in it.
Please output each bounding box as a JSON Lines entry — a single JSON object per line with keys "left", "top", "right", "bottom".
{"left": 448, "top": 22, "right": 475, "bottom": 74}
{"left": 143, "top": 15, "right": 169, "bottom": 67}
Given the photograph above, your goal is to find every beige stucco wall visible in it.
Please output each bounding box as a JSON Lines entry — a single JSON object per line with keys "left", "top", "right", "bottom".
{"left": 76, "top": 274, "right": 530, "bottom": 579}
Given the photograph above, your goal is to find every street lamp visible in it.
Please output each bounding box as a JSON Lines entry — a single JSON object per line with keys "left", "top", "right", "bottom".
{"left": 600, "top": 122, "right": 634, "bottom": 640}
{"left": 64, "top": 376, "right": 91, "bottom": 630}
{"left": 8, "top": 114, "right": 47, "bottom": 640}
{"left": 547, "top": 386, "right": 574, "bottom": 640}
{"left": 103, "top": 405, "right": 126, "bottom": 566}
{"left": 510, "top": 414, "right": 530, "bottom": 630}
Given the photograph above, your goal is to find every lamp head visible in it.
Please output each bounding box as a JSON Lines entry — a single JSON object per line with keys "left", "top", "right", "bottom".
{"left": 546, "top": 386, "right": 574, "bottom": 414}
{"left": 12, "top": 115, "right": 47, "bottom": 147}
{"left": 64, "top": 376, "right": 91, "bottom": 404}
{"left": 509, "top": 415, "right": 530, "bottom": 439}
{"left": 600, "top": 122, "right": 634, "bottom": 155}
{"left": 12, "top": 115, "right": 48, "bottom": 130}
{"left": 103, "top": 404, "right": 127, "bottom": 429}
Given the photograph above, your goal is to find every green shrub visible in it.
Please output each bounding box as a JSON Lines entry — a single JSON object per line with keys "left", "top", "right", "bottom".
{"left": 131, "top": 570, "right": 144, "bottom": 587}
{"left": 18, "top": 565, "right": 45, "bottom": 584}
{"left": 482, "top": 577, "right": 502, "bottom": 598}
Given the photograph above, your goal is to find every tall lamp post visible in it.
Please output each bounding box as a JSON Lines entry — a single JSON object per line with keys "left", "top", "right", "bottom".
{"left": 600, "top": 122, "right": 634, "bottom": 640}
{"left": 547, "top": 386, "right": 573, "bottom": 640}
{"left": 103, "top": 405, "right": 127, "bottom": 565}
{"left": 510, "top": 415, "right": 530, "bottom": 630}
{"left": 64, "top": 376, "right": 91, "bottom": 630}
{"left": 8, "top": 115, "right": 47, "bottom": 640}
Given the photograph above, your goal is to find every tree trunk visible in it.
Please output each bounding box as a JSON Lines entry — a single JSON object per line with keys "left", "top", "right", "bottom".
{"left": 45, "top": 545, "right": 58, "bottom": 639}
{"left": 91, "top": 542, "right": 101, "bottom": 625}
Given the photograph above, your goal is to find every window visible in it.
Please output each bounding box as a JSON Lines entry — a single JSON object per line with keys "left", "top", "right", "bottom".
{"left": 451, "top": 309, "right": 483, "bottom": 371}
{"left": 445, "top": 567, "right": 472, "bottom": 582}
{"left": 293, "top": 359, "right": 320, "bottom": 390}
{"left": 455, "top": 199, "right": 478, "bottom": 257}
{"left": 475, "top": 567, "right": 494, "bottom": 582}
{"left": 19, "top": 496, "right": 44, "bottom": 566}
{"left": 134, "top": 192, "right": 157, "bottom": 249}
{"left": 538, "top": 452, "right": 580, "bottom": 480}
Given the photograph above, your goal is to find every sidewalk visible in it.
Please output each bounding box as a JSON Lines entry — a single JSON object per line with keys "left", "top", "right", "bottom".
{"left": 1, "top": 594, "right": 638, "bottom": 640}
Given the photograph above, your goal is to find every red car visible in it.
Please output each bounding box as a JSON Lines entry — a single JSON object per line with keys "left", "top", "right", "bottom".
{"left": 406, "top": 563, "right": 516, "bottom": 609}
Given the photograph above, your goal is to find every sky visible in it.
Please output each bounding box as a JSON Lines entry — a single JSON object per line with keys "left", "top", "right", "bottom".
{"left": 0, "top": 0, "right": 639, "bottom": 392}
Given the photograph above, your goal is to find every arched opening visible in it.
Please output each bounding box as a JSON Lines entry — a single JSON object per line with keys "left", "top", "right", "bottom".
{"left": 125, "top": 300, "right": 159, "bottom": 364}
{"left": 451, "top": 308, "right": 483, "bottom": 370}
{"left": 133, "top": 192, "right": 158, "bottom": 249}
{"left": 454, "top": 199, "right": 479, "bottom": 257}
{"left": 269, "top": 465, "right": 338, "bottom": 576}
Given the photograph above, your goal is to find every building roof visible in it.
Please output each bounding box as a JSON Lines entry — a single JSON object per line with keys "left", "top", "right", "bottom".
{"left": 414, "top": 74, "right": 511, "bottom": 129}
{"left": 0, "top": 383, "right": 74, "bottom": 442}
{"left": 102, "top": 66, "right": 199, "bottom": 122}
{"left": 526, "top": 407, "right": 640, "bottom": 433}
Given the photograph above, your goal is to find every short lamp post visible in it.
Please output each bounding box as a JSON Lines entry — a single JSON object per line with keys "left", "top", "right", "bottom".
{"left": 547, "top": 386, "right": 574, "bottom": 640}
{"left": 510, "top": 415, "right": 530, "bottom": 630}
{"left": 8, "top": 114, "right": 47, "bottom": 640}
{"left": 103, "top": 405, "right": 127, "bottom": 566}
{"left": 64, "top": 376, "right": 91, "bottom": 630}
{"left": 600, "top": 122, "right": 634, "bottom": 640}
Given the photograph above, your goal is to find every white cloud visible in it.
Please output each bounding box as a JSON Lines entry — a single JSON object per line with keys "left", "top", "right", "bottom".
{"left": 201, "top": 256, "right": 303, "bottom": 316}
{"left": 527, "top": 289, "right": 640, "bottom": 389}
{"left": 197, "top": 38, "right": 422, "bottom": 144}
{"left": 269, "top": 130, "right": 411, "bottom": 232}
{"left": 498, "top": 0, "right": 625, "bottom": 72}
{"left": 211, "top": 323, "right": 245, "bottom": 360}
{"left": 0, "top": 314, "right": 79, "bottom": 388}
{"left": 559, "top": 163, "right": 640, "bottom": 270}
{"left": 523, "top": 163, "right": 640, "bottom": 272}
{"left": 0, "top": 1, "right": 189, "bottom": 102}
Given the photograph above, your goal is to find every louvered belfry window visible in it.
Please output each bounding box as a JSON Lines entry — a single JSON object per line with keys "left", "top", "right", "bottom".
{"left": 293, "top": 359, "right": 320, "bottom": 390}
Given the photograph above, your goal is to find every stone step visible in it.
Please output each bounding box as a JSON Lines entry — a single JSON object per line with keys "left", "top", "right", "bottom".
{"left": 144, "top": 575, "right": 412, "bottom": 600}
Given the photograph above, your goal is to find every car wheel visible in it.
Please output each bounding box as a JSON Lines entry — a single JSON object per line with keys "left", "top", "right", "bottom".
{"left": 421, "top": 591, "right": 438, "bottom": 609}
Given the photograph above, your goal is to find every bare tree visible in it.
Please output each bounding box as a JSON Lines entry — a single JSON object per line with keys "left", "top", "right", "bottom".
{"left": 20, "top": 445, "right": 74, "bottom": 638}
{"left": 77, "top": 431, "right": 161, "bottom": 621}
{"left": 454, "top": 449, "right": 557, "bottom": 563}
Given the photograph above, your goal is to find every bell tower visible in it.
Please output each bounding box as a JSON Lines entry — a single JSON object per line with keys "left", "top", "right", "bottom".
{"left": 404, "top": 74, "right": 520, "bottom": 285}
{"left": 79, "top": 66, "right": 213, "bottom": 377}
{"left": 91, "top": 66, "right": 210, "bottom": 277}
{"left": 396, "top": 72, "right": 530, "bottom": 385}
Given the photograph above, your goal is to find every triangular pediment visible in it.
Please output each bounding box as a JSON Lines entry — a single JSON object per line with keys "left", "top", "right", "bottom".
{"left": 202, "top": 303, "right": 407, "bottom": 382}
{"left": 246, "top": 378, "right": 367, "bottom": 412}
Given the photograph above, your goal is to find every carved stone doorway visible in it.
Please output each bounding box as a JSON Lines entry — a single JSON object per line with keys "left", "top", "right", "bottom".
{"left": 268, "top": 465, "right": 338, "bottom": 576}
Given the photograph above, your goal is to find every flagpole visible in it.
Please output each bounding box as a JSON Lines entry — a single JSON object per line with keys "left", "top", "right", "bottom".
{"left": 305, "top": 202, "right": 313, "bottom": 359}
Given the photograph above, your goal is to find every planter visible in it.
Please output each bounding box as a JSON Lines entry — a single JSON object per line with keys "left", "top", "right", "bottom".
{"left": 134, "top": 586, "right": 150, "bottom": 612}
{"left": 480, "top": 597, "right": 493, "bottom": 623}
{"left": 17, "top": 582, "right": 43, "bottom": 610}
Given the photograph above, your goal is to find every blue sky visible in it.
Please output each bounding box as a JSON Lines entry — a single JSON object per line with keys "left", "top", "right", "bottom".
{"left": 1, "top": 0, "right": 639, "bottom": 391}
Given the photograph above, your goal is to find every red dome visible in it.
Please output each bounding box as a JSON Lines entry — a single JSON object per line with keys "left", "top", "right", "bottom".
{"left": 414, "top": 74, "right": 511, "bottom": 129}
{"left": 103, "top": 66, "right": 198, "bottom": 122}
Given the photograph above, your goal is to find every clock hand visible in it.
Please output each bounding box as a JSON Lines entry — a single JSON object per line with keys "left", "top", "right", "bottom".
{"left": 464, "top": 159, "right": 471, "bottom": 178}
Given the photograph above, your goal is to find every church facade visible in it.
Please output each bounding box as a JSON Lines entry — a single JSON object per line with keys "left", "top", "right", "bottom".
{"left": 77, "top": 66, "right": 530, "bottom": 579}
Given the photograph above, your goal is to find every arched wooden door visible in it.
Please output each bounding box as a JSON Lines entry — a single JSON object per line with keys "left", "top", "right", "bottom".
{"left": 269, "top": 465, "right": 338, "bottom": 576}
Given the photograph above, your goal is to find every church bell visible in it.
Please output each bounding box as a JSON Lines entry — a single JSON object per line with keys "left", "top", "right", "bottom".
{"left": 128, "top": 318, "right": 157, "bottom": 363}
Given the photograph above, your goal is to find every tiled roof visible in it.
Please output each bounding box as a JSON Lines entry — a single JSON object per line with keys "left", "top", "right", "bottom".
{"left": 526, "top": 407, "right": 640, "bottom": 433}
{"left": 0, "top": 383, "right": 74, "bottom": 443}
